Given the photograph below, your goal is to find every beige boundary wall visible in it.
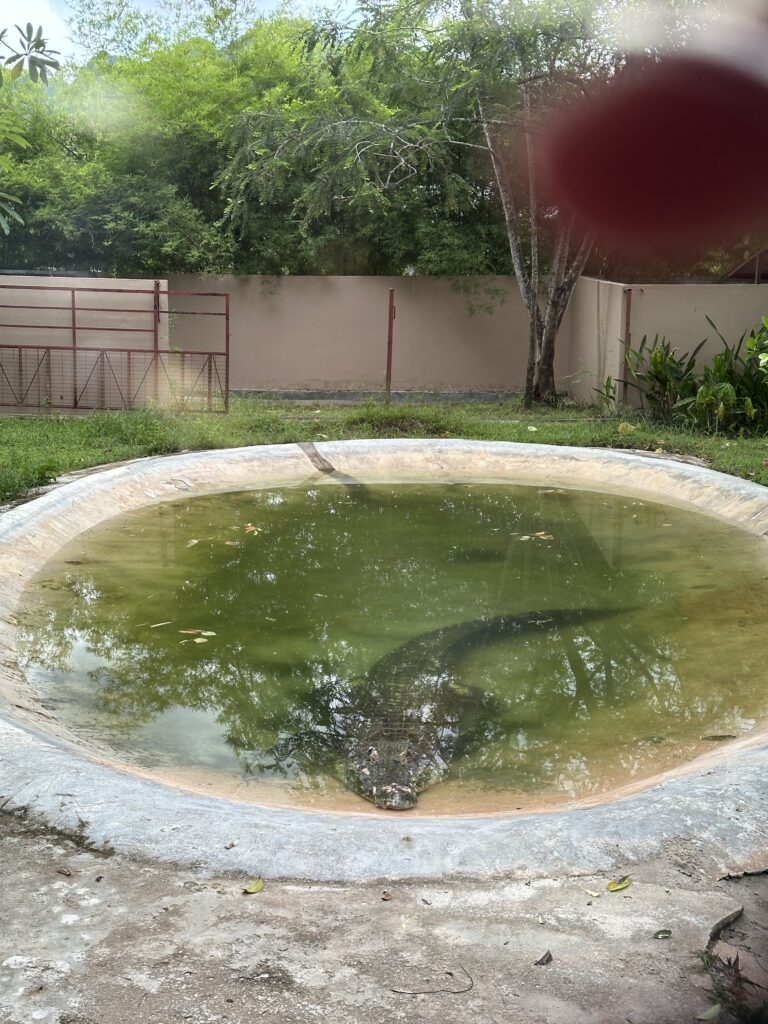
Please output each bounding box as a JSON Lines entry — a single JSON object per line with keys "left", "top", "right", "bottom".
{"left": 564, "top": 278, "right": 768, "bottom": 403}
{"left": 0, "top": 276, "right": 169, "bottom": 351}
{"left": 3, "top": 273, "right": 768, "bottom": 402}
{"left": 171, "top": 273, "right": 768, "bottom": 400}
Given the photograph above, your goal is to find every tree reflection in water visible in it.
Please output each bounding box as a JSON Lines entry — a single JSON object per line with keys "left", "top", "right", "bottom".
{"left": 18, "top": 484, "right": 762, "bottom": 802}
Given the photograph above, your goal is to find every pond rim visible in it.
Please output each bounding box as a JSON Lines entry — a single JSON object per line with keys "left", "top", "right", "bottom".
{"left": 0, "top": 439, "right": 766, "bottom": 881}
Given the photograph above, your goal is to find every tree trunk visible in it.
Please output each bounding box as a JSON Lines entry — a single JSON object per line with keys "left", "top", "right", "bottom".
{"left": 477, "top": 101, "right": 593, "bottom": 406}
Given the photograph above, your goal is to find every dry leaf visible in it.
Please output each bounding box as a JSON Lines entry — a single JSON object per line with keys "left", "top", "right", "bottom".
{"left": 192, "top": 637, "right": 208, "bottom": 644}
{"left": 225, "top": 840, "right": 239, "bottom": 850}
{"left": 225, "top": 541, "right": 238, "bottom": 547}
{"left": 534, "top": 951, "right": 553, "bottom": 966}
{"left": 653, "top": 929, "right": 672, "bottom": 940}
{"left": 200, "top": 631, "right": 217, "bottom": 637}
{"left": 381, "top": 890, "right": 393, "bottom": 901}
{"left": 56, "top": 867, "right": 72, "bottom": 877}
{"left": 185, "top": 539, "right": 199, "bottom": 548}
{"left": 179, "top": 629, "right": 203, "bottom": 635}
{"left": 581, "top": 888, "right": 600, "bottom": 898}
{"left": 149, "top": 621, "right": 172, "bottom": 628}
{"left": 607, "top": 875, "right": 631, "bottom": 892}
{"left": 243, "top": 878, "right": 264, "bottom": 895}
{"left": 696, "top": 1005, "right": 722, "bottom": 1021}
{"left": 537, "top": 914, "right": 544, "bottom": 925}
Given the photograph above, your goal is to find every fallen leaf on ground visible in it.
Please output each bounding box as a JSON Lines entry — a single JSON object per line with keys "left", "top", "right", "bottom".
{"left": 243, "top": 878, "right": 264, "bottom": 894}
{"left": 653, "top": 929, "right": 672, "bottom": 940}
{"left": 607, "top": 875, "right": 631, "bottom": 892}
{"left": 381, "top": 890, "right": 393, "bottom": 901}
{"left": 581, "top": 888, "right": 600, "bottom": 898}
{"left": 225, "top": 840, "right": 238, "bottom": 850}
{"left": 696, "top": 1005, "right": 722, "bottom": 1021}
{"left": 537, "top": 914, "right": 544, "bottom": 925}
{"left": 56, "top": 867, "right": 72, "bottom": 877}
{"left": 534, "top": 951, "right": 553, "bottom": 966}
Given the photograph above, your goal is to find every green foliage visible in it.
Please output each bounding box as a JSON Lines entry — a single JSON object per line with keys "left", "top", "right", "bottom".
{"left": 7, "top": 397, "right": 768, "bottom": 508}
{"left": 626, "top": 319, "right": 768, "bottom": 434}
{"left": 625, "top": 335, "right": 704, "bottom": 423}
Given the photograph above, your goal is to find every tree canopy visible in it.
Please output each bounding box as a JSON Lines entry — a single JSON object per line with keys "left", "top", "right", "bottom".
{"left": 0, "top": 0, "right": 752, "bottom": 397}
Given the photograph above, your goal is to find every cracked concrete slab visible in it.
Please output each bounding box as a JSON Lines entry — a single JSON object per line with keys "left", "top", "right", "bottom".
{"left": 0, "top": 813, "right": 751, "bottom": 1024}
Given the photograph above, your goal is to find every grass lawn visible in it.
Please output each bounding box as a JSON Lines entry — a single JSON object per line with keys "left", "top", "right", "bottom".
{"left": 2, "top": 396, "right": 768, "bottom": 503}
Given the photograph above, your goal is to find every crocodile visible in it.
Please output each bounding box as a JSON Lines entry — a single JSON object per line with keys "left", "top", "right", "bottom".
{"left": 339, "top": 606, "right": 620, "bottom": 810}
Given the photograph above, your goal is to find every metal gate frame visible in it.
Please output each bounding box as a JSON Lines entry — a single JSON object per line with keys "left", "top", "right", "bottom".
{"left": 0, "top": 281, "right": 230, "bottom": 412}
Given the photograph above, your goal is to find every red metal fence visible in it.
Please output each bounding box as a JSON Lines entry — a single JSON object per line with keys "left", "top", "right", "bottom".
{"left": 0, "top": 281, "right": 229, "bottom": 412}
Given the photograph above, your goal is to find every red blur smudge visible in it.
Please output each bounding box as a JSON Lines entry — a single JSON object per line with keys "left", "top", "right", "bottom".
{"left": 538, "top": 55, "right": 768, "bottom": 256}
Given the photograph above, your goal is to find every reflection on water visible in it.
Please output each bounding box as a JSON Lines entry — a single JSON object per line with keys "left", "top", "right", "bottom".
{"left": 17, "top": 484, "right": 768, "bottom": 813}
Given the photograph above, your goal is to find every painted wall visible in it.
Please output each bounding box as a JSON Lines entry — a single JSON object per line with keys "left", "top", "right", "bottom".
{"left": 169, "top": 274, "right": 531, "bottom": 393}
{"left": 563, "top": 277, "right": 628, "bottom": 403}
{"left": 0, "top": 276, "right": 169, "bottom": 351}
{"left": 3, "top": 273, "right": 768, "bottom": 402}
{"left": 623, "top": 283, "right": 768, "bottom": 365}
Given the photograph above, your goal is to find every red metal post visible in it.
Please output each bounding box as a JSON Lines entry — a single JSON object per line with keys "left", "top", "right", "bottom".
{"left": 223, "top": 292, "right": 230, "bottom": 413}
{"left": 153, "top": 279, "right": 160, "bottom": 403}
{"left": 207, "top": 356, "right": 213, "bottom": 412}
{"left": 621, "top": 287, "right": 633, "bottom": 405}
{"left": 385, "top": 288, "right": 396, "bottom": 406}
{"left": 71, "top": 289, "right": 78, "bottom": 407}
{"left": 127, "top": 350, "right": 133, "bottom": 408}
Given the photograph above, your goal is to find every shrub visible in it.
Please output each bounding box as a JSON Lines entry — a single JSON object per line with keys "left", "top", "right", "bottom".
{"left": 624, "top": 318, "right": 768, "bottom": 434}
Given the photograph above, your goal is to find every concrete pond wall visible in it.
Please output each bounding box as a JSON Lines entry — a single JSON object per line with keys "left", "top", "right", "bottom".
{"left": 1, "top": 440, "right": 768, "bottom": 880}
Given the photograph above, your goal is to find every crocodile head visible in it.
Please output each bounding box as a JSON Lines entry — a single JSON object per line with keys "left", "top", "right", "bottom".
{"left": 344, "top": 737, "right": 441, "bottom": 811}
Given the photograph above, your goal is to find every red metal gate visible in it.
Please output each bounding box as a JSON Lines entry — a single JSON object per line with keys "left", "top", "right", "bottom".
{"left": 0, "top": 281, "right": 229, "bottom": 412}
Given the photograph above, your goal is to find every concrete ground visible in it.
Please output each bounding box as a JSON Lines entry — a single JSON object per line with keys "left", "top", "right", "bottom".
{"left": 2, "top": 810, "right": 767, "bottom": 1024}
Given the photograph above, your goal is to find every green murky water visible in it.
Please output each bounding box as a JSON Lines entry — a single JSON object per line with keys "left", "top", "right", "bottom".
{"left": 17, "top": 484, "right": 768, "bottom": 814}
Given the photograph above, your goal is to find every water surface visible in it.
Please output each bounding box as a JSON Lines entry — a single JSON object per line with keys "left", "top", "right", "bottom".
{"left": 18, "top": 483, "right": 768, "bottom": 814}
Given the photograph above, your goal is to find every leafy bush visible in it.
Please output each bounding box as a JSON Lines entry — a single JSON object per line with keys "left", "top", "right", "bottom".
{"left": 624, "top": 318, "right": 768, "bottom": 434}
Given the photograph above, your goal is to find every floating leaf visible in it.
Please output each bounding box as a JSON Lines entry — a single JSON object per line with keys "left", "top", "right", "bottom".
{"left": 534, "top": 951, "right": 553, "bottom": 966}
{"left": 581, "top": 888, "right": 600, "bottom": 898}
{"left": 244, "top": 524, "right": 262, "bottom": 534}
{"left": 696, "top": 1005, "right": 722, "bottom": 1021}
{"left": 192, "top": 637, "right": 208, "bottom": 644}
{"left": 653, "top": 929, "right": 672, "bottom": 940}
{"left": 179, "top": 629, "right": 202, "bottom": 635}
{"left": 607, "top": 875, "right": 631, "bottom": 892}
{"left": 149, "top": 621, "right": 172, "bottom": 628}
{"left": 224, "top": 541, "right": 238, "bottom": 547}
{"left": 200, "top": 631, "right": 217, "bottom": 637}
{"left": 185, "top": 539, "right": 199, "bottom": 548}
{"left": 243, "top": 878, "right": 264, "bottom": 894}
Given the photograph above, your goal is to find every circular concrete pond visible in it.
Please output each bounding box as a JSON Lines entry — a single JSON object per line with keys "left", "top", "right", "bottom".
{"left": 2, "top": 440, "right": 768, "bottom": 880}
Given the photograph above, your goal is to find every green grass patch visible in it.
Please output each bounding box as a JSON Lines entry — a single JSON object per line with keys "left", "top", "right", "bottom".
{"left": 2, "top": 397, "right": 768, "bottom": 504}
